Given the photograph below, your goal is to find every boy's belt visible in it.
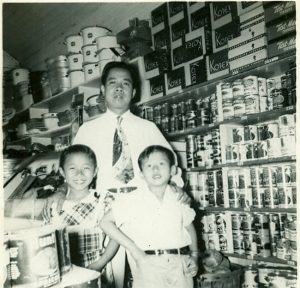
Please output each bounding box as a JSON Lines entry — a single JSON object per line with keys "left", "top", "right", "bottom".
{"left": 144, "top": 246, "right": 190, "bottom": 256}
{"left": 107, "top": 186, "right": 137, "bottom": 193}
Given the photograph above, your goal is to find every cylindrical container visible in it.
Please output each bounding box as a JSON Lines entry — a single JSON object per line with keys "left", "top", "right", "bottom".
{"left": 231, "top": 213, "right": 243, "bottom": 230}
{"left": 241, "top": 213, "right": 255, "bottom": 231}
{"left": 228, "top": 169, "right": 239, "bottom": 189}
{"left": 229, "top": 188, "right": 240, "bottom": 208}
{"left": 208, "top": 188, "right": 217, "bottom": 207}
{"left": 68, "top": 53, "right": 83, "bottom": 71}
{"left": 257, "top": 141, "right": 268, "bottom": 159}
{"left": 6, "top": 225, "right": 60, "bottom": 287}
{"left": 198, "top": 173, "right": 209, "bottom": 207}
{"left": 82, "top": 44, "right": 99, "bottom": 64}
{"left": 243, "top": 231, "right": 257, "bottom": 256}
{"left": 64, "top": 34, "right": 83, "bottom": 54}
{"left": 46, "top": 55, "right": 69, "bottom": 69}
{"left": 215, "top": 213, "right": 227, "bottom": 234}
{"left": 55, "top": 226, "right": 71, "bottom": 277}
{"left": 221, "top": 84, "right": 233, "bottom": 102}
{"left": 243, "top": 265, "right": 259, "bottom": 288}
{"left": 278, "top": 187, "right": 293, "bottom": 208}
{"left": 232, "top": 79, "right": 244, "bottom": 99}
{"left": 278, "top": 114, "right": 295, "bottom": 137}
{"left": 42, "top": 112, "right": 59, "bottom": 130}
{"left": 95, "top": 35, "right": 119, "bottom": 51}
{"left": 83, "top": 63, "right": 100, "bottom": 82}
{"left": 254, "top": 213, "right": 271, "bottom": 257}
{"left": 232, "top": 127, "right": 244, "bottom": 143}
{"left": 269, "top": 213, "right": 281, "bottom": 256}
{"left": 218, "top": 234, "right": 228, "bottom": 252}
{"left": 267, "top": 138, "right": 282, "bottom": 158}
{"left": 245, "top": 94, "right": 260, "bottom": 114}
{"left": 222, "top": 101, "right": 234, "bottom": 120}
{"left": 243, "top": 75, "right": 259, "bottom": 95}
{"left": 206, "top": 232, "right": 220, "bottom": 250}
{"left": 232, "top": 230, "right": 244, "bottom": 254}
{"left": 186, "top": 135, "right": 196, "bottom": 168}
{"left": 69, "top": 70, "right": 85, "bottom": 87}
{"left": 233, "top": 100, "right": 246, "bottom": 117}
{"left": 12, "top": 68, "right": 30, "bottom": 85}
{"left": 80, "top": 26, "right": 111, "bottom": 45}
{"left": 252, "top": 187, "right": 265, "bottom": 208}
{"left": 244, "top": 143, "right": 254, "bottom": 160}
{"left": 225, "top": 145, "right": 233, "bottom": 163}
{"left": 186, "top": 172, "right": 198, "bottom": 191}
{"left": 244, "top": 125, "right": 258, "bottom": 142}
{"left": 231, "top": 144, "right": 239, "bottom": 162}
{"left": 281, "top": 135, "right": 296, "bottom": 156}
{"left": 264, "top": 187, "right": 279, "bottom": 208}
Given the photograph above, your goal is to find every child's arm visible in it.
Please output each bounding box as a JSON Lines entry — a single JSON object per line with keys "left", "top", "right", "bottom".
{"left": 184, "top": 223, "right": 199, "bottom": 277}
{"left": 87, "top": 239, "right": 119, "bottom": 272}
{"left": 100, "top": 209, "right": 145, "bottom": 262}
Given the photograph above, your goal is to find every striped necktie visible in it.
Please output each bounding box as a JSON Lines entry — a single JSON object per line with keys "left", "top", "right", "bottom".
{"left": 112, "top": 116, "right": 134, "bottom": 184}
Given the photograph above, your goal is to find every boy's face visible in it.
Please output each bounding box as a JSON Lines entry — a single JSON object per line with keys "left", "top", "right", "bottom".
{"left": 140, "top": 151, "right": 176, "bottom": 189}
{"left": 60, "top": 152, "right": 97, "bottom": 193}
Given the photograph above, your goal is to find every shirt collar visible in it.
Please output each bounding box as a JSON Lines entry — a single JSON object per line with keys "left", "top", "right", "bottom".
{"left": 105, "top": 108, "right": 132, "bottom": 121}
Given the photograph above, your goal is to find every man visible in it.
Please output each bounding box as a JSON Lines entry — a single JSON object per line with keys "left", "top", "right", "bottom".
{"left": 43, "top": 61, "right": 189, "bottom": 288}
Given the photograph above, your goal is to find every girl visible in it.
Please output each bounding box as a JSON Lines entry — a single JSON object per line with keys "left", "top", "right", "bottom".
{"left": 50, "top": 144, "right": 118, "bottom": 282}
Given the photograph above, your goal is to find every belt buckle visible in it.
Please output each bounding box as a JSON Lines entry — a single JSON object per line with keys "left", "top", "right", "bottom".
{"left": 156, "top": 249, "right": 165, "bottom": 255}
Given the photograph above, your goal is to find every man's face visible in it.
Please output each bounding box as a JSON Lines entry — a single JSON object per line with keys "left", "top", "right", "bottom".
{"left": 101, "top": 67, "right": 136, "bottom": 115}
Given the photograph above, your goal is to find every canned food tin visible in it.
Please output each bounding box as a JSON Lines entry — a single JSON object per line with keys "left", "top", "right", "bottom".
{"left": 178, "top": 101, "right": 186, "bottom": 114}
{"left": 232, "top": 144, "right": 239, "bottom": 162}
{"left": 222, "top": 103, "right": 234, "bottom": 120}
{"left": 241, "top": 213, "right": 255, "bottom": 231}
{"left": 171, "top": 104, "right": 178, "bottom": 116}
{"left": 276, "top": 238, "right": 289, "bottom": 260}
{"left": 252, "top": 187, "right": 265, "bottom": 208}
{"left": 243, "top": 265, "right": 259, "bottom": 287}
{"left": 264, "top": 187, "right": 279, "bottom": 208}
{"left": 216, "top": 189, "right": 225, "bottom": 207}
{"left": 250, "top": 167, "right": 264, "bottom": 187}
{"left": 243, "top": 75, "right": 259, "bottom": 95}
{"left": 208, "top": 188, "right": 216, "bottom": 206}
{"left": 262, "top": 166, "right": 277, "bottom": 187}
{"left": 259, "top": 95, "right": 268, "bottom": 112}
{"left": 239, "top": 188, "right": 253, "bottom": 208}
{"left": 238, "top": 168, "right": 251, "bottom": 189}
{"left": 278, "top": 114, "right": 295, "bottom": 137}
{"left": 195, "top": 148, "right": 205, "bottom": 168}
{"left": 206, "top": 232, "right": 220, "bottom": 250}
{"left": 218, "top": 234, "right": 228, "bottom": 252}
{"left": 269, "top": 214, "right": 281, "bottom": 256}
{"left": 257, "top": 141, "right": 268, "bottom": 159}
{"left": 232, "top": 127, "right": 244, "bottom": 143}
{"left": 232, "top": 80, "right": 244, "bottom": 99}
{"left": 244, "top": 125, "right": 258, "bottom": 142}
{"left": 233, "top": 101, "right": 246, "bottom": 117}
{"left": 265, "top": 122, "right": 279, "bottom": 139}
{"left": 244, "top": 143, "right": 254, "bottom": 160}
{"left": 200, "top": 216, "right": 210, "bottom": 233}
{"left": 204, "top": 148, "right": 214, "bottom": 167}
{"left": 205, "top": 213, "right": 217, "bottom": 233}
{"left": 225, "top": 145, "right": 233, "bottom": 163}
{"left": 186, "top": 111, "right": 197, "bottom": 129}
{"left": 243, "top": 232, "right": 257, "bottom": 257}
{"left": 161, "top": 102, "right": 169, "bottom": 116}
{"left": 185, "top": 99, "right": 196, "bottom": 113}
{"left": 154, "top": 105, "right": 162, "bottom": 117}
{"left": 161, "top": 116, "right": 169, "bottom": 133}
{"left": 245, "top": 94, "right": 260, "bottom": 114}
{"left": 215, "top": 213, "right": 227, "bottom": 234}
{"left": 267, "top": 138, "right": 282, "bottom": 158}
{"left": 258, "top": 77, "right": 267, "bottom": 96}
{"left": 256, "top": 233, "right": 271, "bottom": 257}
{"left": 281, "top": 135, "right": 296, "bottom": 156}
{"left": 222, "top": 87, "right": 233, "bottom": 102}
{"left": 228, "top": 169, "right": 239, "bottom": 189}
{"left": 232, "top": 230, "right": 244, "bottom": 254}
{"left": 229, "top": 188, "right": 240, "bottom": 208}
{"left": 231, "top": 213, "right": 242, "bottom": 230}
{"left": 278, "top": 187, "right": 293, "bottom": 208}
{"left": 186, "top": 172, "right": 198, "bottom": 191}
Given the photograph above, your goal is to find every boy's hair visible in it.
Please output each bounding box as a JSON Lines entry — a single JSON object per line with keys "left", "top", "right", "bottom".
{"left": 101, "top": 61, "right": 139, "bottom": 91}
{"left": 59, "top": 144, "right": 97, "bottom": 169}
{"left": 138, "top": 145, "right": 175, "bottom": 170}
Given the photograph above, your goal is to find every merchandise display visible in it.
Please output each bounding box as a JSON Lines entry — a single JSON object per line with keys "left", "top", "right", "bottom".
{"left": 3, "top": 2, "right": 297, "bottom": 288}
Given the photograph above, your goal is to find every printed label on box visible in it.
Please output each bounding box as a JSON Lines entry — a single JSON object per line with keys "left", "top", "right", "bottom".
{"left": 169, "top": 2, "right": 187, "bottom": 17}
{"left": 211, "top": 2, "right": 237, "bottom": 21}
{"left": 166, "top": 67, "right": 185, "bottom": 92}
{"left": 153, "top": 28, "right": 171, "bottom": 49}
{"left": 149, "top": 74, "right": 165, "bottom": 97}
{"left": 267, "top": 35, "right": 296, "bottom": 58}
{"left": 208, "top": 50, "right": 229, "bottom": 76}
{"left": 267, "top": 17, "right": 296, "bottom": 41}
{"left": 190, "top": 5, "right": 211, "bottom": 30}
{"left": 172, "top": 45, "right": 186, "bottom": 67}
{"left": 213, "top": 20, "right": 240, "bottom": 51}
{"left": 190, "top": 59, "right": 207, "bottom": 85}
{"left": 171, "top": 17, "right": 189, "bottom": 41}
{"left": 151, "top": 3, "right": 169, "bottom": 27}
{"left": 185, "top": 36, "right": 204, "bottom": 61}
{"left": 264, "top": 2, "right": 296, "bottom": 24}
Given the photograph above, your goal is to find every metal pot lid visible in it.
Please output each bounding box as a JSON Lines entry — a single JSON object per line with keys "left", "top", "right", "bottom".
{"left": 64, "top": 34, "right": 82, "bottom": 41}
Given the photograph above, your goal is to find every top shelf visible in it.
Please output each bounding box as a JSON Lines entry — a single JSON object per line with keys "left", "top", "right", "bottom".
{"left": 32, "top": 76, "right": 101, "bottom": 109}
{"left": 138, "top": 53, "right": 296, "bottom": 107}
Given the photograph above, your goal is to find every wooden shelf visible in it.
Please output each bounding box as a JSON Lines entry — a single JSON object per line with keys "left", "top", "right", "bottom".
{"left": 32, "top": 76, "right": 100, "bottom": 109}
{"left": 225, "top": 253, "right": 297, "bottom": 268}
{"left": 137, "top": 53, "right": 296, "bottom": 107}
{"left": 166, "top": 106, "right": 296, "bottom": 140}
{"left": 7, "top": 124, "right": 71, "bottom": 145}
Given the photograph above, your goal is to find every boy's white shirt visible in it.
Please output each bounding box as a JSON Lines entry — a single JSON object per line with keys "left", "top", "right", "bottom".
{"left": 112, "top": 182, "right": 195, "bottom": 251}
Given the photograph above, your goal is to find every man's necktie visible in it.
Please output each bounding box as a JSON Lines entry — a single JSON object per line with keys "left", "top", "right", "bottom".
{"left": 112, "top": 116, "right": 134, "bottom": 184}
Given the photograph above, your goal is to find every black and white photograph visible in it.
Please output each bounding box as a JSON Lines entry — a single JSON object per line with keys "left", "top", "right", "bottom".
{"left": 2, "top": 1, "right": 298, "bottom": 288}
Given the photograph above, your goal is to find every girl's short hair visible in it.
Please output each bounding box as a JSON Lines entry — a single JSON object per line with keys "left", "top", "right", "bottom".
{"left": 138, "top": 145, "right": 175, "bottom": 170}
{"left": 59, "top": 144, "right": 97, "bottom": 169}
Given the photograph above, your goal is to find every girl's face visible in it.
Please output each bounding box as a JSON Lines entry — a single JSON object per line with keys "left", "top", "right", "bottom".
{"left": 60, "top": 152, "right": 97, "bottom": 193}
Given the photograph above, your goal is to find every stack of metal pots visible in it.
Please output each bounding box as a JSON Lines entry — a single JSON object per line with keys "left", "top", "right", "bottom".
{"left": 46, "top": 55, "right": 70, "bottom": 95}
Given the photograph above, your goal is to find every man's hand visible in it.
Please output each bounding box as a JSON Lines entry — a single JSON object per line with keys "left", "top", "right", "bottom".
{"left": 183, "top": 255, "right": 199, "bottom": 277}
{"left": 169, "top": 182, "right": 191, "bottom": 205}
{"left": 42, "top": 184, "right": 67, "bottom": 222}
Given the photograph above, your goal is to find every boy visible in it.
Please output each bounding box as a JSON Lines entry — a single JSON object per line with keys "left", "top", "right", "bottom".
{"left": 100, "top": 145, "right": 199, "bottom": 288}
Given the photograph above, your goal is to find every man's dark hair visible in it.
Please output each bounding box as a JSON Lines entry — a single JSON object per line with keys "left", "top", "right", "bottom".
{"left": 138, "top": 145, "right": 175, "bottom": 171}
{"left": 101, "top": 61, "right": 139, "bottom": 91}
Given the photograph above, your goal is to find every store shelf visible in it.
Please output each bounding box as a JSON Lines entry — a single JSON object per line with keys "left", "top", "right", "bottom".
{"left": 225, "top": 253, "right": 297, "bottom": 267}
{"left": 166, "top": 105, "right": 296, "bottom": 140}
{"left": 32, "top": 76, "right": 100, "bottom": 109}
{"left": 186, "top": 155, "right": 296, "bottom": 172}
{"left": 7, "top": 124, "right": 71, "bottom": 145}
{"left": 137, "top": 53, "right": 296, "bottom": 107}
{"left": 199, "top": 207, "right": 297, "bottom": 214}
